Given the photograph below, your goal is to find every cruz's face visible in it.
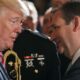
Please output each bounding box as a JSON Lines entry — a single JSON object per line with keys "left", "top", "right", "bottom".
{"left": 51, "top": 10, "right": 73, "bottom": 56}
{"left": 0, "top": 8, "right": 23, "bottom": 51}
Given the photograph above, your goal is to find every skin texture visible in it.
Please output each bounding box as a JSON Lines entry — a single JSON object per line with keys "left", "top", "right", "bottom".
{"left": 43, "top": 12, "right": 65, "bottom": 54}
{"left": 0, "top": 8, "right": 24, "bottom": 51}
{"left": 42, "top": 0, "right": 71, "bottom": 54}
{"left": 51, "top": 9, "right": 80, "bottom": 59}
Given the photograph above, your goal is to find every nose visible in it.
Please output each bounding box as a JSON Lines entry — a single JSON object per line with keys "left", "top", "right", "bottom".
{"left": 18, "top": 25, "right": 22, "bottom": 33}
{"left": 14, "top": 25, "right": 22, "bottom": 34}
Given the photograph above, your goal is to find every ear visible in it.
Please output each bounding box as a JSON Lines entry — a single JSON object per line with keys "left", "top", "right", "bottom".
{"left": 73, "top": 16, "right": 80, "bottom": 32}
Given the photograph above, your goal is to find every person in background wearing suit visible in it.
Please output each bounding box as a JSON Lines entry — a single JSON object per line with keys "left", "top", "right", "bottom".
{"left": 13, "top": 3, "right": 61, "bottom": 79}
{"left": 51, "top": 2, "right": 80, "bottom": 80}
{"left": 0, "top": 0, "right": 24, "bottom": 80}
{"left": 21, "top": 0, "right": 39, "bottom": 33}
{"left": 13, "top": 23, "right": 61, "bottom": 80}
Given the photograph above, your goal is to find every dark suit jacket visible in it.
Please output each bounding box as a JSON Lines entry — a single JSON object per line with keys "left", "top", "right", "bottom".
{"left": 63, "top": 57, "right": 80, "bottom": 80}
{"left": 13, "top": 30, "right": 61, "bottom": 80}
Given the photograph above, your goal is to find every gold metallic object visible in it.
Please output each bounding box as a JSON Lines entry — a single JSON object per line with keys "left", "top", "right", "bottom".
{"left": 4, "top": 50, "right": 21, "bottom": 80}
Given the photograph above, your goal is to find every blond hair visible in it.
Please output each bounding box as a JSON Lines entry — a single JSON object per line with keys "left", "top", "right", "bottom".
{"left": 0, "top": 0, "right": 24, "bottom": 15}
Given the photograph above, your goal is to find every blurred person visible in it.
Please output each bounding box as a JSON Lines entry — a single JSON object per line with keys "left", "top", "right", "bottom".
{"left": 20, "top": 0, "right": 38, "bottom": 32}
{"left": 51, "top": 2, "right": 80, "bottom": 80}
{"left": 22, "top": 16, "right": 34, "bottom": 31}
{"left": 22, "top": 16, "right": 40, "bottom": 33}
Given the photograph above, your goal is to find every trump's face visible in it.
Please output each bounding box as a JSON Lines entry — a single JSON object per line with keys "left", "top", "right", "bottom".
{"left": 0, "top": 8, "right": 23, "bottom": 51}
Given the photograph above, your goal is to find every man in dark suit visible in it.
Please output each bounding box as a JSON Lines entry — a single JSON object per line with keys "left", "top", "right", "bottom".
{"left": 50, "top": 2, "right": 80, "bottom": 80}
{"left": 13, "top": 30, "right": 61, "bottom": 80}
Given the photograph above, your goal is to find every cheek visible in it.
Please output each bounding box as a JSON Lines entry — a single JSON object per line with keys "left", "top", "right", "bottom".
{"left": 2, "top": 34, "right": 9, "bottom": 43}
{"left": 1, "top": 30, "right": 11, "bottom": 42}
{"left": 3, "top": 36, "right": 13, "bottom": 49}
{"left": 57, "top": 28, "right": 66, "bottom": 39}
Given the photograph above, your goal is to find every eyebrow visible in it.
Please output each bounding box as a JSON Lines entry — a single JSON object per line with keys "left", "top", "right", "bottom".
{"left": 50, "top": 24, "right": 60, "bottom": 30}
{"left": 10, "top": 17, "right": 20, "bottom": 20}
{"left": 9, "top": 17, "right": 24, "bottom": 23}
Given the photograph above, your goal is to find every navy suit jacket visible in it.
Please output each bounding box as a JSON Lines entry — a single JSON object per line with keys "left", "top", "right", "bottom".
{"left": 63, "top": 57, "right": 80, "bottom": 80}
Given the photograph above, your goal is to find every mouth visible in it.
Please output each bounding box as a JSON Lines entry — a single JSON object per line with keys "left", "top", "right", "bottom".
{"left": 11, "top": 34, "right": 18, "bottom": 42}
{"left": 54, "top": 39, "right": 62, "bottom": 49}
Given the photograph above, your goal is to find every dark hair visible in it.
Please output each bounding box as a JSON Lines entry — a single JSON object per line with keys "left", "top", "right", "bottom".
{"left": 60, "top": 2, "right": 80, "bottom": 24}
{"left": 52, "top": 2, "right": 80, "bottom": 24}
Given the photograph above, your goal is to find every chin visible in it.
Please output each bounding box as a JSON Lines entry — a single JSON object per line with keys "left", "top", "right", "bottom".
{"left": 7, "top": 43, "right": 14, "bottom": 49}
{"left": 58, "top": 48, "right": 64, "bottom": 54}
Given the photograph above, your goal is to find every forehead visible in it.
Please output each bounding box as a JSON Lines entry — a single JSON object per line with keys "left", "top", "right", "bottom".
{"left": 2, "top": 8, "right": 23, "bottom": 19}
{"left": 1, "top": 5, "right": 24, "bottom": 16}
{"left": 52, "top": 10, "right": 66, "bottom": 26}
